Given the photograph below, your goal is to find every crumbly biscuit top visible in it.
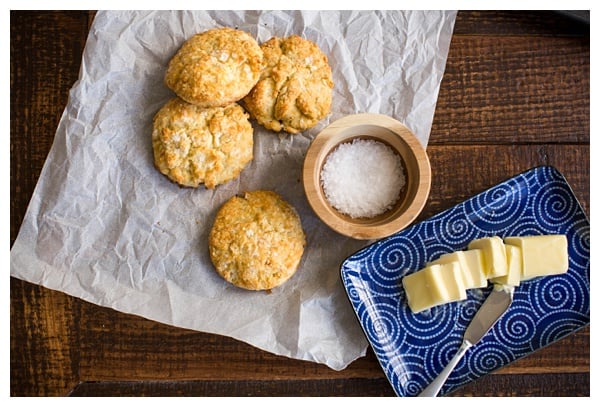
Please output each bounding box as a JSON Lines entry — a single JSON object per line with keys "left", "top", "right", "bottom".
{"left": 209, "top": 190, "right": 306, "bottom": 290}
{"left": 152, "top": 97, "right": 253, "bottom": 189}
{"left": 165, "top": 27, "right": 264, "bottom": 107}
{"left": 243, "top": 35, "right": 333, "bottom": 134}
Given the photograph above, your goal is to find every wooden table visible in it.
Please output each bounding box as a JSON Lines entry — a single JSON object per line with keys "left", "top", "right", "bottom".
{"left": 10, "top": 11, "right": 590, "bottom": 396}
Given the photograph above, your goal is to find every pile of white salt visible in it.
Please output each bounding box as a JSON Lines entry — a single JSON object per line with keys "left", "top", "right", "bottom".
{"left": 320, "top": 139, "right": 406, "bottom": 218}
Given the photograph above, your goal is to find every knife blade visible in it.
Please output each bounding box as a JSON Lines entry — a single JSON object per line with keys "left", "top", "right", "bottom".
{"left": 418, "top": 284, "right": 514, "bottom": 397}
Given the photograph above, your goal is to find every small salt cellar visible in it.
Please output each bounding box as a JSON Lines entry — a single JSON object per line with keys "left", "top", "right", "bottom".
{"left": 303, "top": 113, "right": 431, "bottom": 240}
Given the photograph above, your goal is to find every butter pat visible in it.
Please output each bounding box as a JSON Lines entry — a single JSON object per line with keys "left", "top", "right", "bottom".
{"left": 429, "top": 249, "right": 487, "bottom": 289}
{"left": 468, "top": 236, "right": 507, "bottom": 278}
{"left": 504, "top": 235, "right": 568, "bottom": 280}
{"left": 490, "top": 244, "right": 522, "bottom": 286}
{"left": 402, "top": 262, "right": 467, "bottom": 313}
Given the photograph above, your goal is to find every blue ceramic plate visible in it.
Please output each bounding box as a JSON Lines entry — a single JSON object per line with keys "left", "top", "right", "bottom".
{"left": 340, "top": 166, "right": 590, "bottom": 396}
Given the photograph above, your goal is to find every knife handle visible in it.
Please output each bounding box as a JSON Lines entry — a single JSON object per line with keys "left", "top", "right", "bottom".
{"left": 418, "top": 339, "right": 472, "bottom": 397}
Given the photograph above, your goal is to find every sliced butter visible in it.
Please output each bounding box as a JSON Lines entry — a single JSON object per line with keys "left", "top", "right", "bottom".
{"left": 402, "top": 262, "right": 467, "bottom": 313}
{"left": 504, "top": 235, "right": 568, "bottom": 280}
{"left": 468, "top": 236, "right": 507, "bottom": 278}
{"left": 490, "top": 244, "right": 522, "bottom": 286}
{"left": 429, "top": 249, "right": 487, "bottom": 289}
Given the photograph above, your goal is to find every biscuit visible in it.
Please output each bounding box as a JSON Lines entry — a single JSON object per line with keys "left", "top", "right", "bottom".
{"left": 152, "top": 97, "right": 253, "bottom": 189}
{"left": 165, "top": 27, "right": 264, "bottom": 107}
{"left": 242, "top": 35, "right": 334, "bottom": 134}
{"left": 209, "top": 190, "right": 306, "bottom": 290}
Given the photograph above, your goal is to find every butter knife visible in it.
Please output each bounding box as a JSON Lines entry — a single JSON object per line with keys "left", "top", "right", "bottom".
{"left": 418, "top": 284, "right": 514, "bottom": 397}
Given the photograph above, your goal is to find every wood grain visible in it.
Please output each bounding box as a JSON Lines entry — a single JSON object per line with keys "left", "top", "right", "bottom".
{"left": 423, "top": 144, "right": 590, "bottom": 220}
{"left": 10, "top": 11, "right": 589, "bottom": 396}
{"left": 431, "top": 36, "right": 589, "bottom": 145}
{"left": 10, "top": 279, "right": 79, "bottom": 396}
{"left": 10, "top": 11, "right": 91, "bottom": 243}
{"left": 66, "top": 373, "right": 590, "bottom": 397}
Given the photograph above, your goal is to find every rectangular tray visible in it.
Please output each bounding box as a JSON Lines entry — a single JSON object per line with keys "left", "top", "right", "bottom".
{"left": 340, "top": 166, "right": 590, "bottom": 396}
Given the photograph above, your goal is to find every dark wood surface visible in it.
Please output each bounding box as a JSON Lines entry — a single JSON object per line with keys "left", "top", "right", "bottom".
{"left": 10, "top": 11, "right": 590, "bottom": 396}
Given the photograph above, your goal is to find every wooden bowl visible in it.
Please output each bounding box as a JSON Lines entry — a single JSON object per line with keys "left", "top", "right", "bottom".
{"left": 303, "top": 113, "right": 431, "bottom": 240}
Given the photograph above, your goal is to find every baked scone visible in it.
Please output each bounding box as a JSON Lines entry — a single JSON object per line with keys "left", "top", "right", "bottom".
{"left": 242, "top": 35, "right": 334, "bottom": 134}
{"left": 209, "top": 190, "right": 306, "bottom": 290}
{"left": 165, "top": 27, "right": 264, "bottom": 107}
{"left": 152, "top": 97, "right": 253, "bottom": 189}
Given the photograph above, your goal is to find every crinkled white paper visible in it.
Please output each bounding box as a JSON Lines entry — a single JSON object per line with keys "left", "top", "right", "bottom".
{"left": 11, "top": 10, "right": 456, "bottom": 370}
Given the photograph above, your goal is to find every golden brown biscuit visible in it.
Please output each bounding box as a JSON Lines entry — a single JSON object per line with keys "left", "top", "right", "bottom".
{"left": 242, "top": 35, "right": 334, "bottom": 134}
{"left": 165, "top": 27, "right": 264, "bottom": 107}
{"left": 209, "top": 190, "right": 306, "bottom": 290}
{"left": 152, "top": 97, "right": 253, "bottom": 189}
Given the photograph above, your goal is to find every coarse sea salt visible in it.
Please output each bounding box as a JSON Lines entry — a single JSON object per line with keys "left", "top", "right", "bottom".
{"left": 320, "top": 138, "right": 406, "bottom": 219}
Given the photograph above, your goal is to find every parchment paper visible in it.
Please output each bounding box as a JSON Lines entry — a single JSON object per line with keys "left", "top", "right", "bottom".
{"left": 11, "top": 10, "right": 457, "bottom": 370}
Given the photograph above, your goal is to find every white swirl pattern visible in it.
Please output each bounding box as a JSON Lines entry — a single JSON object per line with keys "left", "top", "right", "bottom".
{"left": 340, "top": 166, "right": 590, "bottom": 396}
{"left": 434, "top": 207, "right": 480, "bottom": 246}
{"left": 462, "top": 176, "right": 528, "bottom": 232}
{"left": 492, "top": 307, "right": 536, "bottom": 348}
{"left": 467, "top": 342, "right": 514, "bottom": 376}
